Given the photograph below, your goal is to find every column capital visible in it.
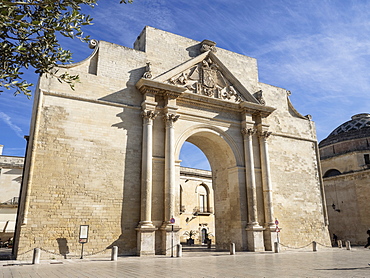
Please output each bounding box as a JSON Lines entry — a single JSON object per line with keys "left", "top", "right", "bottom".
{"left": 142, "top": 110, "right": 158, "bottom": 120}
{"left": 258, "top": 130, "right": 272, "bottom": 139}
{"left": 164, "top": 113, "right": 180, "bottom": 127}
{"left": 241, "top": 127, "right": 257, "bottom": 136}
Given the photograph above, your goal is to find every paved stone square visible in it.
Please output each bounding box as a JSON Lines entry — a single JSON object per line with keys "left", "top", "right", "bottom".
{"left": 1, "top": 247, "right": 370, "bottom": 277}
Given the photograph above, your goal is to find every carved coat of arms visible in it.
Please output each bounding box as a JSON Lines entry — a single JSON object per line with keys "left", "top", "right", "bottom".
{"left": 168, "top": 57, "right": 242, "bottom": 102}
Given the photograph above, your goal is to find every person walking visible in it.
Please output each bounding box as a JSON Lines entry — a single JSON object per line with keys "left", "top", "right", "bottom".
{"left": 364, "top": 230, "right": 370, "bottom": 248}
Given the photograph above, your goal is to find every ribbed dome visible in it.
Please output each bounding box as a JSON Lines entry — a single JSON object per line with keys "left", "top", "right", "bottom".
{"left": 328, "top": 113, "right": 370, "bottom": 136}
{"left": 319, "top": 113, "right": 370, "bottom": 148}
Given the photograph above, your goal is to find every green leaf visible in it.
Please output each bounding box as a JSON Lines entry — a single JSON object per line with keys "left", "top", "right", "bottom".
{"left": 1, "top": 0, "right": 134, "bottom": 97}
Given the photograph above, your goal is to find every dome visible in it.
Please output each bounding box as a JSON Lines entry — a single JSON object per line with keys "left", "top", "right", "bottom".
{"left": 319, "top": 113, "right": 370, "bottom": 147}
{"left": 328, "top": 113, "right": 370, "bottom": 136}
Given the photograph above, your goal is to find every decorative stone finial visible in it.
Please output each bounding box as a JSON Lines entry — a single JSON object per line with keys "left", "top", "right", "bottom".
{"left": 200, "top": 39, "right": 217, "bottom": 53}
{"left": 89, "top": 39, "right": 99, "bottom": 49}
{"left": 143, "top": 62, "right": 152, "bottom": 79}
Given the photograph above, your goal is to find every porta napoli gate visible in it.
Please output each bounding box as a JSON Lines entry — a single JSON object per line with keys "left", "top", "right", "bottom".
{"left": 14, "top": 27, "right": 330, "bottom": 260}
{"left": 135, "top": 41, "right": 276, "bottom": 255}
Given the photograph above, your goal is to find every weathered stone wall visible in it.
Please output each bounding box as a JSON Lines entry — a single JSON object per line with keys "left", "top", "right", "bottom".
{"left": 320, "top": 137, "right": 370, "bottom": 159}
{"left": 17, "top": 95, "right": 142, "bottom": 258}
{"left": 321, "top": 150, "right": 369, "bottom": 175}
{"left": 322, "top": 171, "right": 370, "bottom": 245}
{"left": 269, "top": 136, "right": 328, "bottom": 246}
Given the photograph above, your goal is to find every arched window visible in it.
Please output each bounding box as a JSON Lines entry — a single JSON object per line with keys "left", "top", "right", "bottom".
{"left": 323, "top": 169, "right": 341, "bottom": 178}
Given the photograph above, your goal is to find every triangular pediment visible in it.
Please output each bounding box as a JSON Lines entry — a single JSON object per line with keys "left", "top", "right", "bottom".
{"left": 154, "top": 51, "right": 260, "bottom": 104}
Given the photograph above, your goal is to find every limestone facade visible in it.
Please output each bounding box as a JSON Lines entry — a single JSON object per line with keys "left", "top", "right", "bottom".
{"left": 0, "top": 145, "right": 24, "bottom": 242}
{"left": 319, "top": 113, "right": 370, "bottom": 245}
{"left": 14, "top": 26, "right": 330, "bottom": 259}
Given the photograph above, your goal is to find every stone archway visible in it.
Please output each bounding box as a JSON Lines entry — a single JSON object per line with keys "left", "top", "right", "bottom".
{"left": 176, "top": 127, "right": 247, "bottom": 250}
{"left": 134, "top": 41, "right": 279, "bottom": 255}
{"left": 136, "top": 74, "right": 276, "bottom": 255}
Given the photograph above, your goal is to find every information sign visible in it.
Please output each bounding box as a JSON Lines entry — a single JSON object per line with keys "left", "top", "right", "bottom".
{"left": 79, "top": 225, "right": 89, "bottom": 243}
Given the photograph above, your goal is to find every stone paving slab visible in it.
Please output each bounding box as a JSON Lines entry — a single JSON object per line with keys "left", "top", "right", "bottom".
{"left": 1, "top": 247, "right": 370, "bottom": 277}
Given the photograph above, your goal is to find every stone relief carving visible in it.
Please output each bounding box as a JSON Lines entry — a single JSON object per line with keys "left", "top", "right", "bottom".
{"left": 143, "top": 62, "right": 152, "bottom": 79}
{"left": 167, "top": 58, "right": 243, "bottom": 103}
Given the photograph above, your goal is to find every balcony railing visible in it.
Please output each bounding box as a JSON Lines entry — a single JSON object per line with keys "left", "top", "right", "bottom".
{"left": 193, "top": 206, "right": 213, "bottom": 215}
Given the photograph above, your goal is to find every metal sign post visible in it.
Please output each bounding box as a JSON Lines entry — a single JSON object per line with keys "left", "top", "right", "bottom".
{"left": 79, "top": 225, "right": 89, "bottom": 259}
{"left": 170, "top": 217, "right": 175, "bottom": 258}
{"left": 275, "top": 219, "right": 280, "bottom": 243}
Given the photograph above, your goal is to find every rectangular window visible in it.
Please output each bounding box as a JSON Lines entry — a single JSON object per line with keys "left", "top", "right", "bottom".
{"left": 365, "top": 154, "right": 370, "bottom": 165}
{"left": 199, "top": 195, "right": 205, "bottom": 212}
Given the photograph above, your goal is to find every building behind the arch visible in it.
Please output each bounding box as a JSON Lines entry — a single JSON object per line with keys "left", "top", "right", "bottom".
{"left": 319, "top": 113, "right": 370, "bottom": 245}
{"left": 14, "top": 26, "right": 330, "bottom": 259}
{"left": 179, "top": 167, "right": 215, "bottom": 246}
{"left": 0, "top": 146, "right": 24, "bottom": 245}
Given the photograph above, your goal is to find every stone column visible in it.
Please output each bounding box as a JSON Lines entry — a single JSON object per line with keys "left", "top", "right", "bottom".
{"left": 136, "top": 109, "right": 157, "bottom": 256}
{"left": 258, "top": 126, "right": 276, "bottom": 251}
{"left": 242, "top": 127, "right": 259, "bottom": 225}
{"left": 242, "top": 126, "right": 264, "bottom": 252}
{"left": 164, "top": 113, "right": 179, "bottom": 221}
{"left": 161, "top": 113, "right": 181, "bottom": 255}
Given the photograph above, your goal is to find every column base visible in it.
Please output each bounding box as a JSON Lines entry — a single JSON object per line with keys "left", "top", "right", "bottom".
{"left": 246, "top": 223, "right": 265, "bottom": 252}
{"left": 263, "top": 224, "right": 278, "bottom": 251}
{"left": 160, "top": 223, "right": 181, "bottom": 256}
{"left": 136, "top": 223, "right": 157, "bottom": 256}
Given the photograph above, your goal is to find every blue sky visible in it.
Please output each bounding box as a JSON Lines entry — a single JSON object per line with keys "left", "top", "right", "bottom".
{"left": 1, "top": 0, "right": 369, "bottom": 170}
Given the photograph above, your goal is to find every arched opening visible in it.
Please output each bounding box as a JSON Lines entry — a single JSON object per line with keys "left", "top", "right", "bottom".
{"left": 323, "top": 169, "right": 341, "bottom": 178}
{"left": 177, "top": 128, "right": 246, "bottom": 251}
{"left": 179, "top": 142, "right": 214, "bottom": 246}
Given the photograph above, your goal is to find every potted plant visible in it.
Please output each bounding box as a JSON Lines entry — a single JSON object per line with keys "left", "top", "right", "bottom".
{"left": 184, "top": 230, "right": 197, "bottom": 245}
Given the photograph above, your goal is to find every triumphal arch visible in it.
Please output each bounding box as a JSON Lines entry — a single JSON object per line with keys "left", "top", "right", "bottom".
{"left": 14, "top": 27, "right": 330, "bottom": 259}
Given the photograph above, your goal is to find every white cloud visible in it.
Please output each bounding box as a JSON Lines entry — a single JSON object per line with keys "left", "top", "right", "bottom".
{"left": 0, "top": 112, "right": 24, "bottom": 139}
